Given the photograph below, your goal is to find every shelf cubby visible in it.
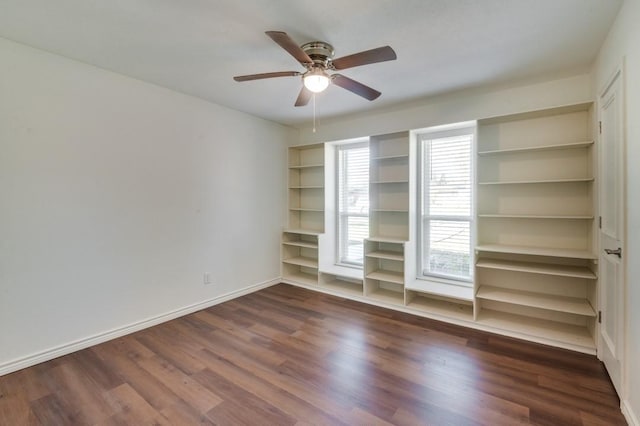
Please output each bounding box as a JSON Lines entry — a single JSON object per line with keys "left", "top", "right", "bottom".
{"left": 289, "top": 144, "right": 325, "bottom": 168}
{"left": 365, "top": 280, "right": 405, "bottom": 305}
{"left": 476, "top": 258, "right": 596, "bottom": 279}
{"left": 406, "top": 290, "right": 474, "bottom": 321}
{"left": 476, "top": 244, "right": 596, "bottom": 260}
{"left": 476, "top": 285, "right": 595, "bottom": 317}
{"left": 369, "top": 131, "right": 412, "bottom": 243}
{"left": 364, "top": 237, "right": 405, "bottom": 305}
{"left": 366, "top": 270, "right": 404, "bottom": 284}
{"left": 477, "top": 140, "right": 593, "bottom": 156}
{"left": 282, "top": 266, "right": 318, "bottom": 286}
{"left": 478, "top": 180, "right": 592, "bottom": 217}
{"left": 282, "top": 232, "right": 319, "bottom": 285}
{"left": 319, "top": 272, "right": 364, "bottom": 297}
{"left": 476, "top": 308, "right": 595, "bottom": 351}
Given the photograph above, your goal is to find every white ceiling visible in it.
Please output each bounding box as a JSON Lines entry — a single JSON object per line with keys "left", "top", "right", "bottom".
{"left": 0, "top": 0, "right": 623, "bottom": 126}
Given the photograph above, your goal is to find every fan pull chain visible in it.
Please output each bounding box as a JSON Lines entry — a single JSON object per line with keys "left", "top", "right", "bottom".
{"left": 312, "top": 94, "right": 317, "bottom": 133}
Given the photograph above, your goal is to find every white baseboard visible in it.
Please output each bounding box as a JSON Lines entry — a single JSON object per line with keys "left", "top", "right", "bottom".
{"left": 623, "top": 399, "right": 640, "bottom": 426}
{"left": 0, "top": 278, "right": 280, "bottom": 376}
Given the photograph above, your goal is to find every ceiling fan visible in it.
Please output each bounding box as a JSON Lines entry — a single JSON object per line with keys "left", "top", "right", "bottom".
{"left": 233, "top": 31, "right": 397, "bottom": 107}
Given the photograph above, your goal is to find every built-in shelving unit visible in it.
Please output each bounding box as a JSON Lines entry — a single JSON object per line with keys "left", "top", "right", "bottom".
{"left": 364, "top": 132, "right": 412, "bottom": 306}
{"left": 364, "top": 238, "right": 406, "bottom": 305}
{"left": 475, "top": 102, "right": 598, "bottom": 352}
{"left": 281, "top": 103, "right": 601, "bottom": 355}
{"left": 282, "top": 230, "right": 320, "bottom": 286}
{"left": 287, "top": 143, "right": 325, "bottom": 233}
{"left": 282, "top": 144, "right": 325, "bottom": 286}
{"left": 369, "top": 132, "right": 411, "bottom": 242}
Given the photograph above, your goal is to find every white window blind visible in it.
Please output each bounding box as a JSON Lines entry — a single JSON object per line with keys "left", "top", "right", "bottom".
{"left": 421, "top": 131, "right": 473, "bottom": 281}
{"left": 338, "top": 143, "right": 369, "bottom": 265}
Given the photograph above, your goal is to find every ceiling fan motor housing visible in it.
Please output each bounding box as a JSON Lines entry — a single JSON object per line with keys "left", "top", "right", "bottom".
{"left": 301, "top": 41, "right": 335, "bottom": 68}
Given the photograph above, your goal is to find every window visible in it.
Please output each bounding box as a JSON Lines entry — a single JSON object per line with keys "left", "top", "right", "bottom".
{"left": 337, "top": 142, "right": 370, "bottom": 266}
{"left": 419, "top": 128, "right": 474, "bottom": 282}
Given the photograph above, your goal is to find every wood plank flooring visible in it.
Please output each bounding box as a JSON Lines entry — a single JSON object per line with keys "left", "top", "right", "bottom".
{"left": 0, "top": 284, "right": 626, "bottom": 425}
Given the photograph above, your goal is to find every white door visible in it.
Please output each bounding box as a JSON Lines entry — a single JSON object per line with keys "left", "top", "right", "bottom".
{"left": 598, "top": 68, "right": 625, "bottom": 396}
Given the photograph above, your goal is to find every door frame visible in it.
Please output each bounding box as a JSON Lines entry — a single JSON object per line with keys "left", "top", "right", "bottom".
{"left": 597, "top": 60, "right": 627, "bottom": 398}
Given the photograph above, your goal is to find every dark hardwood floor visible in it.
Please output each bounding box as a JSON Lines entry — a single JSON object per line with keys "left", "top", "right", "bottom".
{"left": 0, "top": 284, "right": 626, "bottom": 425}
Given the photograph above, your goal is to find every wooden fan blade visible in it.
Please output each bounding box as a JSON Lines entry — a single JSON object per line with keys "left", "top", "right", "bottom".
{"left": 332, "top": 46, "right": 397, "bottom": 70}
{"left": 233, "top": 71, "right": 300, "bottom": 82}
{"left": 295, "top": 87, "right": 312, "bottom": 107}
{"left": 332, "top": 74, "right": 381, "bottom": 101}
{"left": 266, "top": 31, "right": 313, "bottom": 65}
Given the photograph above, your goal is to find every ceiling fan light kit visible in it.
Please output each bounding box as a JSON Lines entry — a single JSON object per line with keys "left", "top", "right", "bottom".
{"left": 303, "top": 68, "right": 330, "bottom": 93}
{"left": 233, "top": 31, "right": 396, "bottom": 107}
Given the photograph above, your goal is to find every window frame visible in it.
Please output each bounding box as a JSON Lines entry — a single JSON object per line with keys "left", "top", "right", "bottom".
{"left": 335, "top": 140, "right": 370, "bottom": 268}
{"left": 416, "top": 126, "right": 476, "bottom": 285}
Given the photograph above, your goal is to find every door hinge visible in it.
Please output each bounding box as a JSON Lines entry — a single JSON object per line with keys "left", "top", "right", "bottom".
{"left": 598, "top": 311, "right": 602, "bottom": 323}
{"left": 599, "top": 121, "right": 602, "bottom": 134}
{"left": 599, "top": 216, "right": 602, "bottom": 229}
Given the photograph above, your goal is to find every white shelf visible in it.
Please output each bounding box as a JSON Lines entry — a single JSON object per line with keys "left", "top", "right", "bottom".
{"left": 479, "top": 177, "right": 594, "bottom": 185}
{"left": 320, "top": 278, "right": 363, "bottom": 297}
{"left": 477, "top": 102, "right": 593, "bottom": 124}
{"left": 282, "top": 240, "right": 318, "bottom": 249}
{"left": 366, "top": 250, "right": 404, "bottom": 261}
{"left": 476, "top": 258, "right": 596, "bottom": 279}
{"left": 367, "top": 288, "right": 404, "bottom": 304}
{"left": 476, "top": 244, "right": 596, "bottom": 260}
{"left": 371, "top": 154, "right": 409, "bottom": 160}
{"left": 289, "top": 208, "right": 324, "bottom": 212}
{"left": 288, "top": 164, "right": 323, "bottom": 169}
{"left": 283, "top": 271, "right": 318, "bottom": 286}
{"left": 366, "top": 270, "right": 404, "bottom": 284}
{"left": 407, "top": 295, "right": 474, "bottom": 321}
{"left": 476, "top": 309, "right": 595, "bottom": 350}
{"left": 289, "top": 185, "right": 324, "bottom": 189}
{"left": 478, "top": 214, "right": 594, "bottom": 220}
{"left": 477, "top": 285, "right": 596, "bottom": 317}
{"left": 370, "top": 180, "right": 409, "bottom": 184}
{"left": 477, "top": 141, "right": 594, "bottom": 156}
{"left": 371, "top": 209, "right": 409, "bottom": 213}
{"left": 282, "top": 256, "right": 318, "bottom": 268}
{"left": 367, "top": 237, "right": 406, "bottom": 244}
{"left": 283, "top": 228, "right": 321, "bottom": 236}
{"left": 405, "top": 280, "right": 474, "bottom": 301}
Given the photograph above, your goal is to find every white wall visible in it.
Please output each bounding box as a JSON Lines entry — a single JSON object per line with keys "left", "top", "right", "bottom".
{"left": 594, "top": 0, "right": 640, "bottom": 424}
{"left": 298, "top": 74, "right": 592, "bottom": 143}
{"left": 0, "top": 37, "right": 296, "bottom": 373}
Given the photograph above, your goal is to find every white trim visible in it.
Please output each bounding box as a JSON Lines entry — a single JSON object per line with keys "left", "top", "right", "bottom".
{"left": 336, "top": 141, "right": 370, "bottom": 266}
{"left": 622, "top": 399, "right": 640, "bottom": 426}
{"left": 0, "top": 277, "right": 280, "bottom": 376}
{"left": 597, "top": 59, "right": 627, "bottom": 400}
{"left": 416, "top": 125, "right": 476, "bottom": 282}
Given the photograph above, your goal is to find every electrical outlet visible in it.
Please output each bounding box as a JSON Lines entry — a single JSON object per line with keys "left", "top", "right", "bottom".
{"left": 204, "top": 272, "right": 212, "bottom": 285}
